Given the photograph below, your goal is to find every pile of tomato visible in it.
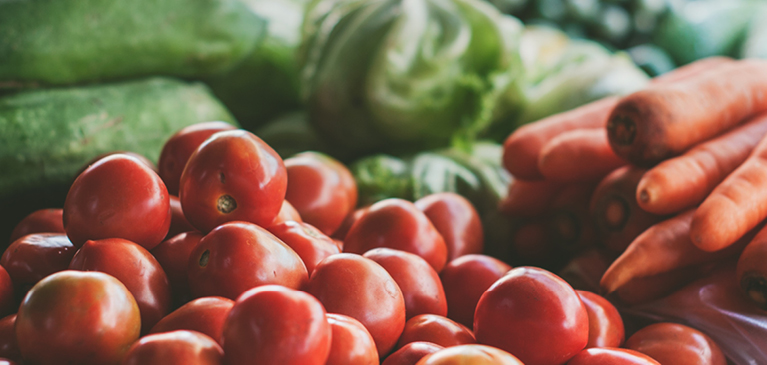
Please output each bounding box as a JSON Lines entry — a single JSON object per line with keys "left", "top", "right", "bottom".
{"left": 0, "top": 122, "right": 726, "bottom": 365}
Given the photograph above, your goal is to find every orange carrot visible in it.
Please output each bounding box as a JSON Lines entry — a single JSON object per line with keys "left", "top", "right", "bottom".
{"left": 498, "top": 179, "right": 562, "bottom": 217}
{"left": 637, "top": 112, "right": 767, "bottom": 215}
{"left": 547, "top": 183, "right": 598, "bottom": 254}
{"left": 649, "top": 56, "right": 733, "bottom": 85}
{"left": 691, "top": 133, "right": 767, "bottom": 252}
{"left": 538, "top": 128, "right": 627, "bottom": 182}
{"left": 607, "top": 59, "right": 767, "bottom": 166}
{"left": 502, "top": 97, "right": 619, "bottom": 179}
{"left": 736, "top": 224, "right": 767, "bottom": 309}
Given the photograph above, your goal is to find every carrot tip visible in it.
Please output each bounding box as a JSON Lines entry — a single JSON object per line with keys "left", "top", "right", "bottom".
{"left": 607, "top": 115, "right": 637, "bottom": 146}
{"left": 638, "top": 189, "right": 650, "bottom": 204}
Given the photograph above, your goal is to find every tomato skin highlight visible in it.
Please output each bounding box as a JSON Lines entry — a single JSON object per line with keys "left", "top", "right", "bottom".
{"left": 325, "top": 313, "right": 379, "bottom": 365}
{"left": 150, "top": 296, "right": 234, "bottom": 346}
{"left": 396, "top": 314, "right": 476, "bottom": 350}
{"left": 439, "top": 254, "right": 511, "bottom": 329}
{"left": 415, "top": 344, "right": 524, "bottom": 365}
{"left": 383, "top": 342, "right": 444, "bottom": 365}
{"left": 1, "top": 233, "right": 76, "bottom": 292}
{"left": 565, "top": 347, "right": 661, "bottom": 365}
{"left": 122, "top": 330, "right": 224, "bottom": 365}
{"left": 577, "top": 290, "right": 625, "bottom": 348}
{"left": 268, "top": 221, "right": 340, "bottom": 275}
{"left": 415, "top": 193, "right": 484, "bottom": 261}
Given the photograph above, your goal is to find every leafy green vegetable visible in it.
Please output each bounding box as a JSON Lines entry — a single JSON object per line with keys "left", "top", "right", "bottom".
{"left": 741, "top": 5, "right": 767, "bottom": 59}
{"left": 351, "top": 155, "right": 413, "bottom": 206}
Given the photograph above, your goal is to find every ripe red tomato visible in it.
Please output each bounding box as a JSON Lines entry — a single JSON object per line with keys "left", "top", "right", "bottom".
{"left": 0, "top": 315, "right": 20, "bottom": 362}
{"left": 414, "top": 193, "right": 483, "bottom": 261}
{"left": 474, "top": 267, "right": 589, "bottom": 365}
{"left": 16, "top": 271, "right": 140, "bottom": 365}
{"left": 344, "top": 199, "right": 448, "bottom": 272}
{"left": 270, "top": 200, "right": 303, "bottom": 227}
{"left": 1, "top": 234, "right": 75, "bottom": 291}
{"left": 415, "top": 344, "right": 524, "bottom": 365}
{"left": 397, "top": 314, "right": 475, "bottom": 350}
{"left": 332, "top": 206, "right": 368, "bottom": 241}
{"left": 158, "top": 121, "right": 237, "bottom": 195}
{"left": 306, "top": 253, "right": 406, "bottom": 357}
{"left": 566, "top": 348, "right": 660, "bottom": 365}
{"left": 150, "top": 297, "right": 234, "bottom": 346}
{"left": 179, "top": 130, "right": 287, "bottom": 232}
{"left": 122, "top": 330, "right": 224, "bottom": 365}
{"left": 187, "top": 221, "right": 307, "bottom": 300}
{"left": 284, "top": 152, "right": 357, "bottom": 235}
{"left": 152, "top": 231, "right": 203, "bottom": 297}
{"left": 69, "top": 238, "right": 172, "bottom": 332}
{"left": 0, "top": 267, "right": 12, "bottom": 318}
{"left": 577, "top": 290, "right": 624, "bottom": 348}
{"left": 63, "top": 154, "right": 171, "bottom": 249}
{"left": 382, "top": 342, "right": 444, "bottom": 365}
{"left": 222, "top": 285, "right": 331, "bottom": 365}
{"left": 267, "top": 221, "right": 339, "bottom": 275}
{"left": 325, "top": 313, "right": 379, "bottom": 365}
{"left": 624, "top": 323, "right": 726, "bottom": 365}
{"left": 9, "top": 209, "right": 64, "bottom": 243}
{"left": 167, "top": 195, "right": 196, "bottom": 239}
{"left": 363, "top": 248, "right": 447, "bottom": 319}
{"left": 439, "top": 254, "right": 511, "bottom": 329}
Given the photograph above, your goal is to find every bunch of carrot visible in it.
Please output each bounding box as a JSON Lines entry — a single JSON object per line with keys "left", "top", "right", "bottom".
{"left": 500, "top": 57, "right": 767, "bottom": 307}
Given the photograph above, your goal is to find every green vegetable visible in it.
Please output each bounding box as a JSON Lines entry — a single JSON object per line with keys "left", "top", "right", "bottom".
{"left": 254, "top": 111, "right": 330, "bottom": 159}
{"left": 741, "top": 5, "right": 767, "bottom": 59}
{"left": 0, "top": 0, "right": 265, "bottom": 87}
{"left": 626, "top": 43, "right": 676, "bottom": 78}
{"left": 0, "top": 77, "right": 236, "bottom": 241}
{"left": 300, "top": 0, "right": 525, "bottom": 155}
{"left": 351, "top": 155, "right": 413, "bottom": 206}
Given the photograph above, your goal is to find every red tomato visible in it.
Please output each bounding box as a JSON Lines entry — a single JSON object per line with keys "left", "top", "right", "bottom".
{"left": 167, "top": 195, "right": 196, "bottom": 239}
{"left": 222, "top": 285, "right": 331, "bottom": 365}
{"left": 16, "top": 271, "right": 140, "bottom": 365}
{"left": 0, "top": 268, "right": 12, "bottom": 318}
{"left": 566, "top": 348, "right": 660, "bottom": 365}
{"left": 474, "top": 266, "right": 589, "bottom": 365}
{"left": 123, "top": 330, "right": 224, "bottom": 365}
{"left": 439, "top": 254, "right": 511, "bottom": 329}
{"left": 332, "top": 206, "right": 368, "bottom": 241}
{"left": 179, "top": 130, "right": 287, "bottom": 232}
{"left": 326, "top": 313, "right": 379, "bottom": 365}
{"left": 306, "top": 253, "right": 406, "bottom": 357}
{"left": 270, "top": 200, "right": 303, "bottom": 226}
{"left": 187, "top": 221, "right": 307, "bottom": 300}
{"left": 284, "top": 151, "right": 357, "bottom": 235}
{"left": 69, "top": 238, "right": 172, "bottom": 332}
{"left": 63, "top": 154, "right": 171, "bottom": 249}
{"left": 364, "top": 248, "right": 447, "bottom": 319}
{"left": 0, "top": 315, "right": 20, "bottom": 362}
{"left": 1, "top": 234, "right": 76, "bottom": 291}
{"left": 152, "top": 231, "right": 203, "bottom": 296}
{"left": 577, "top": 290, "right": 624, "bottom": 348}
{"left": 397, "top": 314, "right": 475, "bottom": 350}
{"left": 383, "top": 342, "right": 444, "bottom": 365}
{"left": 158, "top": 121, "right": 237, "bottom": 195}
{"left": 415, "top": 344, "right": 524, "bottom": 365}
{"left": 344, "top": 199, "right": 448, "bottom": 272}
{"left": 414, "top": 193, "right": 483, "bottom": 261}
{"left": 9, "top": 209, "right": 64, "bottom": 243}
{"left": 267, "top": 221, "right": 340, "bottom": 275}
{"left": 624, "top": 323, "right": 726, "bottom": 365}
{"left": 150, "top": 296, "right": 234, "bottom": 346}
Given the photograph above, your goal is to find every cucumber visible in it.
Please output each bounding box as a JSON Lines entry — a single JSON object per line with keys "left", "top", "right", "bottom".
{"left": 0, "top": 0, "right": 265, "bottom": 87}
{"left": 0, "top": 77, "right": 237, "bottom": 242}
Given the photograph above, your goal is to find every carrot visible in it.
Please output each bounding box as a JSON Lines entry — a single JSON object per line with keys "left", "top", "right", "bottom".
{"left": 590, "top": 166, "right": 664, "bottom": 254}
{"left": 601, "top": 210, "right": 755, "bottom": 293}
{"left": 547, "top": 183, "right": 598, "bottom": 254}
{"left": 498, "top": 179, "right": 562, "bottom": 217}
{"left": 691, "top": 133, "right": 767, "bottom": 252}
{"left": 538, "top": 128, "right": 627, "bottom": 182}
{"left": 649, "top": 56, "right": 733, "bottom": 85}
{"left": 736, "top": 224, "right": 767, "bottom": 309}
{"left": 607, "top": 59, "right": 767, "bottom": 166}
{"left": 613, "top": 264, "right": 714, "bottom": 306}
{"left": 502, "top": 97, "right": 619, "bottom": 179}
{"left": 637, "top": 112, "right": 767, "bottom": 215}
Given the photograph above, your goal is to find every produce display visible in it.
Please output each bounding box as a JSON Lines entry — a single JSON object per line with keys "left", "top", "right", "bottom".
{"left": 2, "top": 0, "right": 767, "bottom": 364}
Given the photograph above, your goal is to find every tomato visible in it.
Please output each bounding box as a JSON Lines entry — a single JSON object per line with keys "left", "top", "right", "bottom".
{"left": 270, "top": 200, "right": 303, "bottom": 227}
{"left": 566, "top": 348, "right": 660, "bottom": 365}
{"left": 383, "top": 342, "right": 444, "bottom": 365}
{"left": 179, "top": 130, "right": 287, "bottom": 233}
{"left": 0, "top": 268, "right": 12, "bottom": 318}
{"left": 77, "top": 151, "right": 157, "bottom": 177}
{"left": 363, "top": 248, "right": 447, "bottom": 319}
{"left": 344, "top": 199, "right": 448, "bottom": 272}
{"left": 624, "top": 323, "right": 726, "bottom": 365}
{"left": 188, "top": 221, "right": 307, "bottom": 299}
{"left": 284, "top": 152, "right": 357, "bottom": 236}
{"left": 474, "top": 267, "right": 589, "bottom": 365}
{"left": 332, "top": 206, "right": 369, "bottom": 241}
{"left": 9, "top": 209, "right": 64, "bottom": 243}
{"left": 397, "top": 314, "right": 475, "bottom": 350}
{"left": 16, "top": 271, "right": 140, "bottom": 365}
{"left": 158, "top": 121, "right": 237, "bottom": 195}
{"left": 123, "top": 330, "right": 224, "bottom": 365}
{"left": 69, "top": 238, "right": 172, "bottom": 333}
{"left": 167, "top": 195, "right": 196, "bottom": 239}
{"left": 150, "top": 296, "right": 234, "bottom": 346}
{"left": 1, "top": 234, "right": 75, "bottom": 292}
{"left": 439, "top": 254, "right": 511, "bottom": 329}
{"left": 222, "top": 285, "right": 331, "bottom": 365}
{"left": 267, "top": 221, "right": 339, "bottom": 275}
{"left": 0, "top": 315, "right": 19, "bottom": 362}
{"left": 325, "top": 313, "right": 379, "bottom": 365}
{"left": 152, "top": 231, "right": 203, "bottom": 297}
{"left": 577, "top": 290, "right": 624, "bottom": 348}
{"left": 306, "top": 253, "right": 406, "bottom": 357}
{"left": 63, "top": 154, "right": 171, "bottom": 250}
{"left": 415, "top": 344, "right": 524, "bottom": 365}
{"left": 414, "top": 193, "right": 483, "bottom": 262}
